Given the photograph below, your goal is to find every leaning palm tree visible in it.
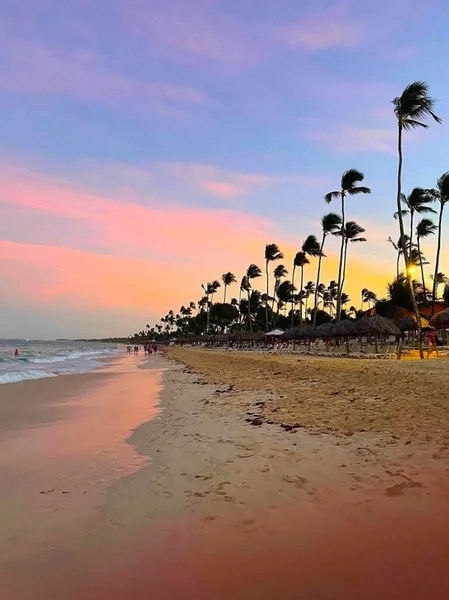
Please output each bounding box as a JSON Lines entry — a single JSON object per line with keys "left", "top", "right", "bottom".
{"left": 312, "top": 212, "right": 342, "bottom": 327}
{"left": 325, "top": 169, "right": 371, "bottom": 320}
{"left": 428, "top": 172, "right": 449, "bottom": 310}
{"left": 246, "top": 264, "right": 262, "bottom": 331}
{"left": 337, "top": 221, "right": 367, "bottom": 302}
{"left": 395, "top": 187, "right": 435, "bottom": 252}
{"left": 221, "top": 272, "right": 236, "bottom": 303}
{"left": 362, "top": 289, "right": 377, "bottom": 310}
{"left": 416, "top": 218, "right": 437, "bottom": 295}
{"left": 264, "top": 244, "right": 283, "bottom": 330}
{"left": 393, "top": 80, "right": 442, "bottom": 357}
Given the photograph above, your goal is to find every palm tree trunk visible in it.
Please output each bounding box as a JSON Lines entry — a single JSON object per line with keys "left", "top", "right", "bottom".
{"left": 409, "top": 212, "right": 414, "bottom": 254}
{"left": 223, "top": 285, "right": 227, "bottom": 304}
{"left": 299, "top": 266, "right": 304, "bottom": 326}
{"left": 432, "top": 202, "right": 444, "bottom": 312}
{"left": 417, "top": 236, "right": 426, "bottom": 298}
{"left": 396, "top": 122, "right": 423, "bottom": 358}
{"left": 206, "top": 294, "right": 210, "bottom": 333}
{"left": 336, "top": 192, "right": 346, "bottom": 321}
{"left": 291, "top": 264, "right": 296, "bottom": 328}
{"left": 340, "top": 240, "right": 349, "bottom": 307}
{"left": 265, "top": 261, "right": 269, "bottom": 331}
{"left": 247, "top": 289, "right": 252, "bottom": 332}
{"left": 305, "top": 294, "right": 309, "bottom": 319}
{"left": 396, "top": 250, "right": 400, "bottom": 279}
{"left": 312, "top": 233, "right": 325, "bottom": 327}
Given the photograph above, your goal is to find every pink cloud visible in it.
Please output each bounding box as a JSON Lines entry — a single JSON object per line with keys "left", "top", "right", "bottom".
{"left": 1, "top": 42, "right": 209, "bottom": 115}
{"left": 280, "top": 7, "right": 364, "bottom": 51}
{"left": 200, "top": 181, "right": 243, "bottom": 199}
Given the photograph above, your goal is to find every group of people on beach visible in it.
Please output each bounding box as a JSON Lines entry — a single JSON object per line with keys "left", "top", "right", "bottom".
{"left": 126, "top": 344, "right": 159, "bottom": 355}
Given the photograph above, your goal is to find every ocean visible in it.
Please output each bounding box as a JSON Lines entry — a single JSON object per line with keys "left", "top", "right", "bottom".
{"left": 0, "top": 339, "right": 122, "bottom": 384}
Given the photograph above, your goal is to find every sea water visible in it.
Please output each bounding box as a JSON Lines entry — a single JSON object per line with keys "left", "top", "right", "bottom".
{"left": 0, "top": 339, "right": 122, "bottom": 384}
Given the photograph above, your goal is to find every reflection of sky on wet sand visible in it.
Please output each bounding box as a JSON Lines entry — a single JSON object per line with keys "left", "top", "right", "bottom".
{"left": 0, "top": 356, "right": 161, "bottom": 574}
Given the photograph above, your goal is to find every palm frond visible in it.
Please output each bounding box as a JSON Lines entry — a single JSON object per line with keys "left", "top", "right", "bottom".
{"left": 321, "top": 212, "right": 342, "bottom": 233}
{"left": 341, "top": 168, "right": 364, "bottom": 189}
{"left": 347, "top": 185, "right": 371, "bottom": 196}
{"left": 324, "top": 190, "right": 339, "bottom": 203}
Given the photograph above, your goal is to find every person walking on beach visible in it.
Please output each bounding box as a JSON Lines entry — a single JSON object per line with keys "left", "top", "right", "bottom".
{"left": 427, "top": 330, "right": 439, "bottom": 358}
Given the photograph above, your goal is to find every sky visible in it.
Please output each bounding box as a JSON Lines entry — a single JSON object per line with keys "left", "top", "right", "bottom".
{"left": 1, "top": 0, "right": 449, "bottom": 339}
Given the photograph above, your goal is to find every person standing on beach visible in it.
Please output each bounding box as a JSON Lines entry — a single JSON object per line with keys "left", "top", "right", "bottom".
{"left": 427, "top": 330, "right": 439, "bottom": 358}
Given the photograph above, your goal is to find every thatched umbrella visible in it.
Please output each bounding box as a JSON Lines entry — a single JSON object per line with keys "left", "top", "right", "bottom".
{"left": 397, "top": 316, "right": 434, "bottom": 332}
{"left": 281, "top": 328, "right": 300, "bottom": 341}
{"left": 296, "top": 325, "right": 317, "bottom": 339}
{"left": 429, "top": 308, "right": 449, "bottom": 329}
{"left": 356, "top": 315, "right": 400, "bottom": 353}
{"left": 331, "top": 319, "right": 357, "bottom": 353}
{"left": 315, "top": 322, "right": 334, "bottom": 338}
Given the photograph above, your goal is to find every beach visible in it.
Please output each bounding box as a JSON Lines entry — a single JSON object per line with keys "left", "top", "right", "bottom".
{"left": 1, "top": 349, "right": 449, "bottom": 599}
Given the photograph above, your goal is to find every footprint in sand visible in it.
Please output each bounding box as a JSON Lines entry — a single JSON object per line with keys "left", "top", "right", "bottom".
{"left": 258, "top": 465, "right": 270, "bottom": 473}
{"left": 194, "top": 474, "right": 213, "bottom": 480}
{"left": 283, "top": 475, "right": 308, "bottom": 489}
{"left": 237, "top": 453, "right": 254, "bottom": 459}
{"left": 201, "top": 515, "right": 218, "bottom": 524}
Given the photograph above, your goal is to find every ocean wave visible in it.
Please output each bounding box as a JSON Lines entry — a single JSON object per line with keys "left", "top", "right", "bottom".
{"left": 0, "top": 370, "right": 59, "bottom": 384}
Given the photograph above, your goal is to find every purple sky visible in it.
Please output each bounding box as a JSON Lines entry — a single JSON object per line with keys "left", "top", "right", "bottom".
{"left": 1, "top": 0, "right": 448, "bottom": 338}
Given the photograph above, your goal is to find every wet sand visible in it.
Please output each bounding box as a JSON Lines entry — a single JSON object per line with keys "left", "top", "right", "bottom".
{"left": 2, "top": 349, "right": 449, "bottom": 599}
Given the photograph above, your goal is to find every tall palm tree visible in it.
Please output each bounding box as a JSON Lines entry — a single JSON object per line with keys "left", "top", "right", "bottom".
{"left": 337, "top": 221, "right": 367, "bottom": 298}
{"left": 297, "top": 235, "right": 322, "bottom": 325}
{"left": 303, "top": 281, "right": 315, "bottom": 318}
{"left": 221, "top": 272, "right": 236, "bottom": 303}
{"left": 393, "top": 80, "right": 442, "bottom": 357}
{"left": 201, "top": 280, "right": 220, "bottom": 333}
{"left": 428, "top": 172, "right": 449, "bottom": 310}
{"left": 246, "top": 264, "right": 262, "bottom": 331}
{"left": 291, "top": 252, "right": 303, "bottom": 327}
{"left": 416, "top": 218, "right": 437, "bottom": 295}
{"left": 325, "top": 169, "right": 371, "bottom": 320}
{"left": 395, "top": 187, "right": 436, "bottom": 252}
{"left": 264, "top": 244, "right": 283, "bottom": 331}
{"left": 312, "top": 212, "right": 342, "bottom": 326}
{"left": 388, "top": 235, "right": 411, "bottom": 279}
{"left": 273, "top": 264, "right": 287, "bottom": 320}
{"left": 360, "top": 287, "right": 368, "bottom": 311}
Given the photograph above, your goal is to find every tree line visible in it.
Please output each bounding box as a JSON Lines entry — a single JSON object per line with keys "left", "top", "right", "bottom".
{"left": 133, "top": 82, "right": 449, "bottom": 358}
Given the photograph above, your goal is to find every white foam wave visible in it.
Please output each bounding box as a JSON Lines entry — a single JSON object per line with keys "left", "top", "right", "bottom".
{"left": 0, "top": 370, "right": 58, "bottom": 384}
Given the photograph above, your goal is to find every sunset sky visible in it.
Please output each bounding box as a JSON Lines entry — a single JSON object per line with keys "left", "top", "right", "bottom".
{"left": 1, "top": 0, "right": 449, "bottom": 339}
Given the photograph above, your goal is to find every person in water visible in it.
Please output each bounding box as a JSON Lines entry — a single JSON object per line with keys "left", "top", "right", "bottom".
{"left": 14, "top": 349, "right": 19, "bottom": 357}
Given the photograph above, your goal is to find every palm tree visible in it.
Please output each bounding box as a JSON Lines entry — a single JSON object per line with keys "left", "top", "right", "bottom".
{"left": 265, "top": 244, "right": 283, "bottom": 331}
{"left": 274, "top": 280, "right": 296, "bottom": 327}
{"left": 221, "top": 272, "right": 236, "bottom": 303}
{"left": 362, "top": 289, "right": 377, "bottom": 310}
{"left": 325, "top": 169, "right": 371, "bottom": 320}
{"left": 291, "top": 252, "right": 303, "bottom": 327}
{"left": 312, "top": 213, "right": 342, "bottom": 326}
{"left": 395, "top": 187, "right": 436, "bottom": 252}
{"left": 388, "top": 235, "right": 411, "bottom": 279}
{"left": 430, "top": 272, "right": 447, "bottom": 301}
{"left": 360, "top": 287, "right": 368, "bottom": 311}
{"left": 393, "top": 80, "right": 442, "bottom": 357}
{"left": 246, "top": 264, "right": 262, "bottom": 331}
{"left": 297, "top": 235, "right": 322, "bottom": 325}
{"left": 337, "top": 221, "right": 367, "bottom": 303}
{"left": 428, "top": 172, "right": 449, "bottom": 310}
{"left": 416, "top": 218, "right": 437, "bottom": 296}
{"left": 303, "top": 281, "right": 315, "bottom": 318}
{"left": 273, "top": 264, "right": 287, "bottom": 320}
{"left": 201, "top": 280, "right": 220, "bottom": 333}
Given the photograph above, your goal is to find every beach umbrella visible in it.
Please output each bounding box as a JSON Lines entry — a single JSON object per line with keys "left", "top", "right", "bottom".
{"left": 315, "top": 322, "right": 334, "bottom": 338}
{"left": 355, "top": 315, "right": 400, "bottom": 336}
{"left": 331, "top": 319, "right": 357, "bottom": 337}
{"left": 281, "top": 328, "right": 299, "bottom": 341}
{"left": 429, "top": 308, "right": 449, "bottom": 329}
{"left": 296, "top": 325, "right": 317, "bottom": 339}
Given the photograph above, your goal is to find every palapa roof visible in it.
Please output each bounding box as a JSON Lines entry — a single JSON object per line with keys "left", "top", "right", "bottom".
{"left": 265, "top": 328, "right": 285, "bottom": 336}
{"left": 355, "top": 315, "right": 401, "bottom": 336}
{"left": 230, "top": 331, "right": 265, "bottom": 341}
{"left": 430, "top": 308, "right": 449, "bottom": 328}
{"left": 281, "top": 328, "right": 300, "bottom": 340}
{"left": 396, "top": 316, "right": 434, "bottom": 331}
{"left": 331, "top": 319, "right": 357, "bottom": 337}
{"left": 314, "top": 322, "right": 334, "bottom": 337}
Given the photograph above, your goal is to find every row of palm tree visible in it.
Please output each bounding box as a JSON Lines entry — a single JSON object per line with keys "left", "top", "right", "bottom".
{"left": 134, "top": 81, "right": 448, "bottom": 358}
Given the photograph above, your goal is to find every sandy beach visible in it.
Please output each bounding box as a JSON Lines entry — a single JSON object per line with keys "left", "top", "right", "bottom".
{"left": 1, "top": 349, "right": 449, "bottom": 599}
